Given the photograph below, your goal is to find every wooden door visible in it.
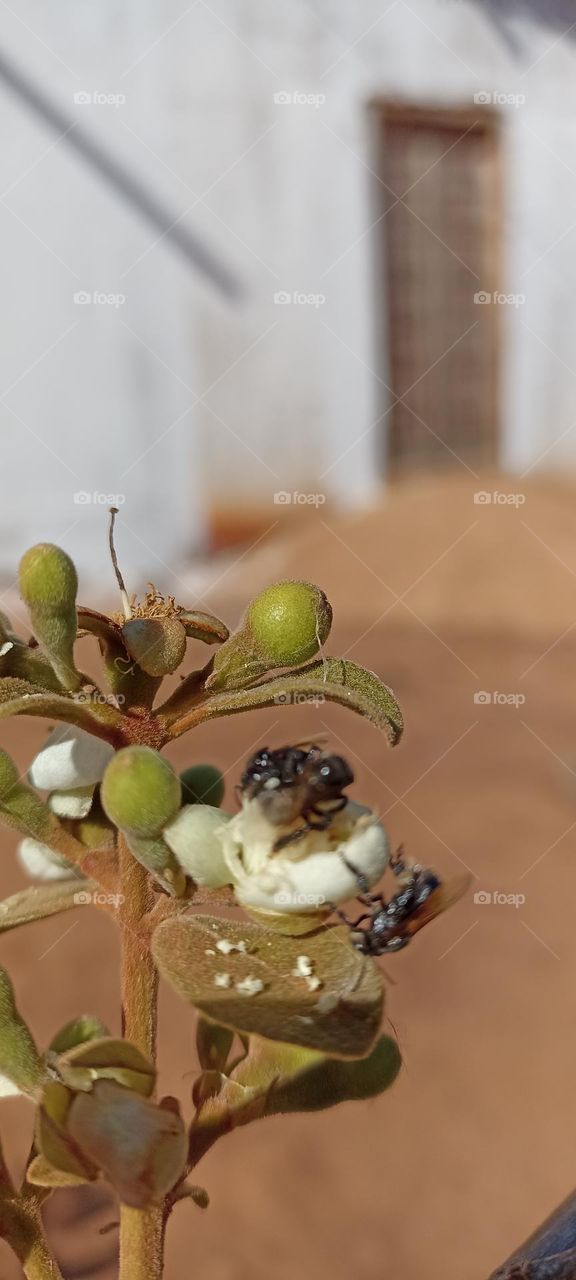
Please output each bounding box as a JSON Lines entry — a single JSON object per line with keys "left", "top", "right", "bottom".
{"left": 372, "top": 103, "right": 501, "bottom": 473}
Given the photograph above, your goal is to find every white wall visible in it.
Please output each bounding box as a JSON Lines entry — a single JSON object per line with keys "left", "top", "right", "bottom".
{"left": 0, "top": 0, "right": 575, "bottom": 582}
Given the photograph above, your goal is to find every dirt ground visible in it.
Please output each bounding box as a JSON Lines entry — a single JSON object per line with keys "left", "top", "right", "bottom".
{"left": 1, "top": 476, "right": 576, "bottom": 1280}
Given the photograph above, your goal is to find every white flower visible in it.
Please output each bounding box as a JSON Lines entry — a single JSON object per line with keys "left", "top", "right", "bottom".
{"left": 28, "top": 725, "right": 115, "bottom": 823}
{"left": 29, "top": 726, "right": 114, "bottom": 792}
{"left": 17, "top": 838, "right": 78, "bottom": 882}
{"left": 163, "top": 796, "right": 389, "bottom": 915}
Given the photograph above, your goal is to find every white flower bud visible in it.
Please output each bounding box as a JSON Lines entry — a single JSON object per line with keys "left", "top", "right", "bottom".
{"left": 29, "top": 726, "right": 114, "bottom": 792}
{"left": 48, "top": 786, "right": 95, "bottom": 819}
{"left": 17, "top": 838, "right": 77, "bottom": 881}
{"left": 162, "top": 805, "right": 231, "bottom": 887}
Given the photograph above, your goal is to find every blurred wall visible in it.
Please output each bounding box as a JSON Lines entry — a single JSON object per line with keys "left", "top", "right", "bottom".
{"left": 0, "top": 0, "right": 575, "bottom": 577}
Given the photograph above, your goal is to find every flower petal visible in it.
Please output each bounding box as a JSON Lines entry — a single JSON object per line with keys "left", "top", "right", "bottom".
{"left": 29, "top": 726, "right": 115, "bottom": 791}
{"left": 48, "top": 786, "right": 95, "bottom": 819}
{"left": 163, "top": 805, "right": 231, "bottom": 887}
{"left": 17, "top": 838, "right": 78, "bottom": 882}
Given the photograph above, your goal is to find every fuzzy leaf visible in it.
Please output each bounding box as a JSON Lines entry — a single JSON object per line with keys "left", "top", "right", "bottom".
{"left": 179, "top": 611, "right": 229, "bottom": 645}
{"left": 189, "top": 1034, "right": 400, "bottom": 1164}
{"left": 0, "top": 881, "right": 98, "bottom": 934}
{"left": 0, "top": 685, "right": 124, "bottom": 744}
{"left": 152, "top": 914, "right": 384, "bottom": 1058}
{"left": 0, "top": 967, "right": 46, "bottom": 1097}
{"left": 167, "top": 657, "right": 403, "bottom": 745}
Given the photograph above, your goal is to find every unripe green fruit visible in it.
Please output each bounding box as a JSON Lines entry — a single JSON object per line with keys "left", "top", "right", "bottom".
{"left": 246, "top": 580, "right": 332, "bottom": 666}
{"left": 180, "top": 764, "right": 225, "bottom": 807}
{"left": 101, "top": 747, "right": 181, "bottom": 838}
{"left": 0, "top": 750, "right": 19, "bottom": 802}
{"left": 19, "top": 543, "right": 78, "bottom": 609}
{"left": 122, "top": 618, "right": 187, "bottom": 678}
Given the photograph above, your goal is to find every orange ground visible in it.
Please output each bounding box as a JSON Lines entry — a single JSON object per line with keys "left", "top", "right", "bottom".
{"left": 1, "top": 476, "right": 575, "bottom": 1280}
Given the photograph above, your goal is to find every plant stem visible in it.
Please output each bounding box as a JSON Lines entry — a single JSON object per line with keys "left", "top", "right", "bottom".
{"left": 118, "top": 835, "right": 164, "bottom": 1280}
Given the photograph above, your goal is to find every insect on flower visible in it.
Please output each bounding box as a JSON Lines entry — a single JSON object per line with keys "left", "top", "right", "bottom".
{"left": 339, "top": 846, "right": 472, "bottom": 956}
{"left": 239, "top": 742, "right": 354, "bottom": 851}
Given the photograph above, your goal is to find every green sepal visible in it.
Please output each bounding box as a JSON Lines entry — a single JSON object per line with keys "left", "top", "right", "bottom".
{"left": 49, "top": 1015, "right": 111, "bottom": 1055}
{"left": 26, "top": 1153, "right": 92, "bottom": 1189}
{"left": 127, "top": 832, "right": 187, "bottom": 898}
{"left": 55, "top": 1037, "right": 155, "bottom": 1097}
{"left": 36, "top": 1080, "right": 99, "bottom": 1181}
{"left": 168, "top": 656, "right": 403, "bottom": 746}
{"left": 179, "top": 611, "right": 229, "bottom": 645}
{"left": 152, "top": 914, "right": 384, "bottom": 1058}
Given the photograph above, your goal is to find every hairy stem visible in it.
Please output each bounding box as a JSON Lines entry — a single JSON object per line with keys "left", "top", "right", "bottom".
{"left": 118, "top": 835, "right": 164, "bottom": 1280}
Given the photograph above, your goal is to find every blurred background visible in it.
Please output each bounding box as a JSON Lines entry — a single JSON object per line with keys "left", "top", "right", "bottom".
{"left": 1, "top": 1, "right": 576, "bottom": 1277}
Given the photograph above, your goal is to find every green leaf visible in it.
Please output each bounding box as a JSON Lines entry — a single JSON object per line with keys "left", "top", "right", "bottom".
{"left": 0, "top": 684, "right": 124, "bottom": 745}
{"left": 0, "top": 966, "right": 46, "bottom": 1097}
{"left": 0, "top": 881, "right": 98, "bottom": 934}
{"left": 168, "top": 657, "right": 403, "bottom": 746}
{"left": 152, "top": 914, "right": 384, "bottom": 1058}
{"left": 189, "top": 1034, "right": 400, "bottom": 1165}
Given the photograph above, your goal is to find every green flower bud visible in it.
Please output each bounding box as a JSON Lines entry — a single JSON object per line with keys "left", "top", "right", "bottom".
{"left": 101, "top": 747, "right": 181, "bottom": 838}
{"left": 122, "top": 617, "right": 187, "bottom": 677}
{"left": 18, "top": 544, "right": 81, "bottom": 691}
{"left": 180, "top": 763, "right": 225, "bottom": 807}
{"left": 208, "top": 581, "right": 332, "bottom": 692}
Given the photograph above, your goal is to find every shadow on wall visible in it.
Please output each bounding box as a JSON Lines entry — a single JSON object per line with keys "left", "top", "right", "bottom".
{"left": 478, "top": 0, "right": 576, "bottom": 49}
